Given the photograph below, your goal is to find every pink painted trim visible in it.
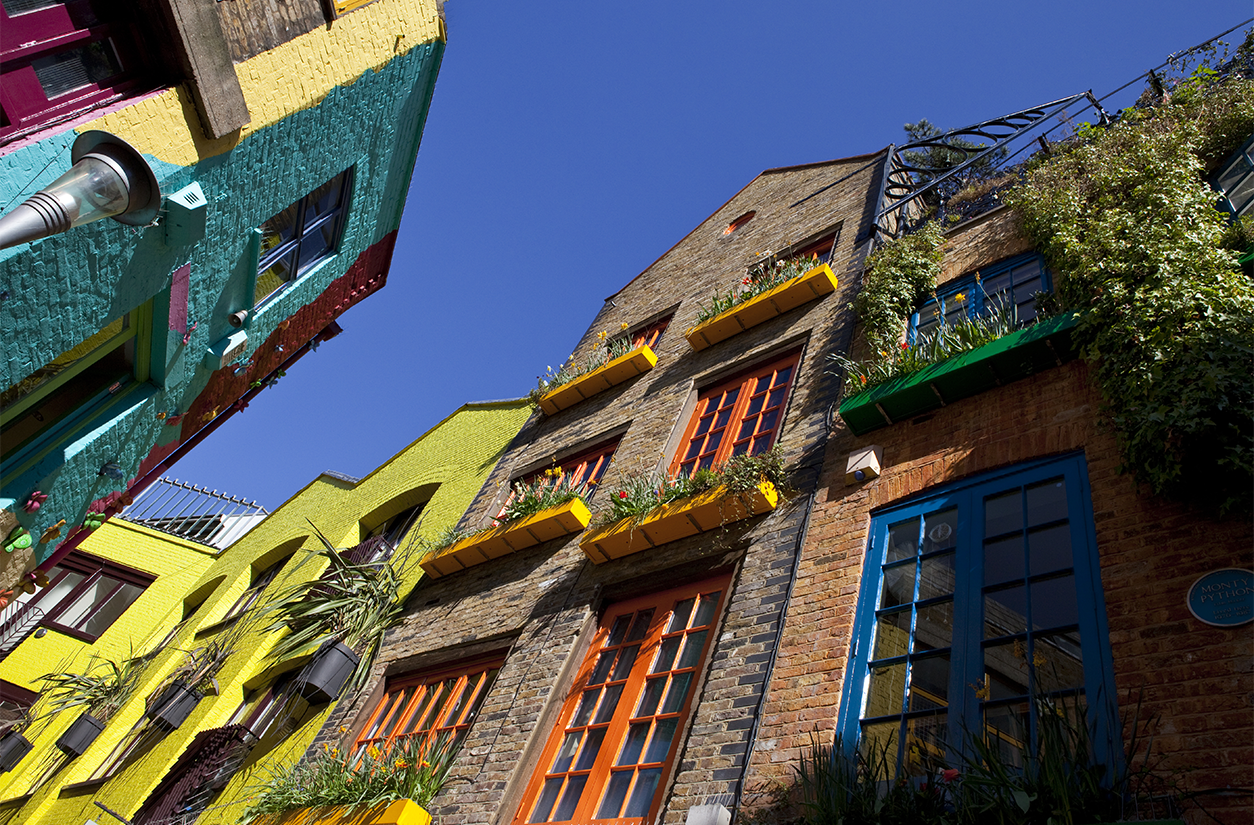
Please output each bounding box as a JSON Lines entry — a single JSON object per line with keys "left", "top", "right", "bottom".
{"left": 0, "top": 86, "right": 167, "bottom": 155}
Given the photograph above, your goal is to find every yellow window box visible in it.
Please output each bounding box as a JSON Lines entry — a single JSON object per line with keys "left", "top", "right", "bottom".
{"left": 251, "top": 799, "right": 430, "bottom": 825}
{"left": 420, "top": 498, "right": 592, "bottom": 579}
{"left": 538, "top": 345, "right": 658, "bottom": 415}
{"left": 580, "top": 482, "right": 778, "bottom": 563}
{"left": 685, "top": 264, "right": 837, "bottom": 351}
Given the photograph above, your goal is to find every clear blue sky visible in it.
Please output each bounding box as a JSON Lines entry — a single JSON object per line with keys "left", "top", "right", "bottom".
{"left": 172, "top": 2, "right": 1252, "bottom": 509}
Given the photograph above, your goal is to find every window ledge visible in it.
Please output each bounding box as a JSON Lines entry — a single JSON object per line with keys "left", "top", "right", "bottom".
{"left": 538, "top": 345, "right": 657, "bottom": 415}
{"left": 254, "top": 799, "right": 430, "bottom": 825}
{"left": 420, "top": 498, "right": 592, "bottom": 579}
{"left": 580, "top": 482, "right": 778, "bottom": 563}
{"left": 838, "top": 311, "right": 1081, "bottom": 436}
{"left": 685, "top": 263, "right": 837, "bottom": 352}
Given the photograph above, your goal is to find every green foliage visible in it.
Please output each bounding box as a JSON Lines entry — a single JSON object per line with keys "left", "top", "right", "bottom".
{"left": 795, "top": 733, "right": 951, "bottom": 825}
{"left": 598, "top": 449, "right": 787, "bottom": 526}
{"left": 500, "top": 470, "right": 588, "bottom": 523}
{"left": 241, "top": 732, "right": 460, "bottom": 821}
{"left": 264, "top": 545, "right": 406, "bottom": 695}
{"left": 530, "top": 327, "right": 640, "bottom": 404}
{"left": 696, "top": 256, "right": 823, "bottom": 325}
{"left": 852, "top": 224, "right": 945, "bottom": 348}
{"left": 832, "top": 292, "right": 1021, "bottom": 394}
{"left": 1008, "top": 73, "right": 1254, "bottom": 513}
{"left": 37, "top": 652, "right": 144, "bottom": 725}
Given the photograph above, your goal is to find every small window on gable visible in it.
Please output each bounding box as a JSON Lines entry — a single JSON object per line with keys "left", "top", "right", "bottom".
{"left": 912, "top": 253, "right": 1049, "bottom": 341}
{"left": 724, "top": 210, "right": 755, "bottom": 235}
{"left": 220, "top": 554, "right": 290, "bottom": 624}
{"left": 354, "top": 653, "right": 505, "bottom": 759}
{"left": 255, "top": 168, "right": 354, "bottom": 306}
{"left": 355, "top": 501, "right": 426, "bottom": 563}
{"left": 672, "top": 351, "right": 799, "bottom": 478}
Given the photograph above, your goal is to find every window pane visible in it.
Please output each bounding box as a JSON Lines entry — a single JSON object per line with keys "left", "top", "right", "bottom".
{"left": 984, "top": 535, "right": 1024, "bottom": 585}
{"left": 669, "top": 599, "right": 695, "bottom": 632}
{"left": 572, "top": 688, "right": 600, "bottom": 726}
{"left": 873, "top": 609, "right": 911, "bottom": 660}
{"left": 903, "top": 713, "right": 948, "bottom": 776}
{"left": 984, "top": 585, "right": 1027, "bottom": 638}
{"left": 626, "top": 609, "right": 654, "bottom": 642}
{"left": 692, "top": 592, "right": 719, "bottom": 628}
{"left": 914, "top": 600, "right": 953, "bottom": 652}
{"left": 623, "top": 767, "right": 661, "bottom": 817}
{"left": 677, "top": 630, "right": 707, "bottom": 669}
{"left": 55, "top": 575, "right": 119, "bottom": 630}
{"left": 880, "top": 563, "right": 915, "bottom": 609}
{"left": 985, "top": 490, "right": 1022, "bottom": 536}
{"left": 644, "top": 717, "right": 677, "bottom": 763}
{"left": 33, "top": 40, "right": 121, "bottom": 98}
{"left": 1028, "top": 525, "right": 1072, "bottom": 576}
{"left": 34, "top": 569, "right": 84, "bottom": 615}
{"left": 606, "top": 614, "right": 633, "bottom": 647}
{"left": 589, "top": 652, "right": 615, "bottom": 685}
{"left": 885, "top": 518, "right": 919, "bottom": 562}
{"left": 652, "top": 637, "right": 680, "bottom": 674}
{"left": 984, "top": 639, "right": 1030, "bottom": 699}
{"left": 611, "top": 645, "right": 639, "bottom": 681}
{"left": 908, "top": 655, "right": 949, "bottom": 711}
{"left": 593, "top": 684, "right": 622, "bottom": 724}
{"left": 636, "top": 677, "right": 665, "bottom": 717}
{"left": 76, "top": 581, "right": 143, "bottom": 637}
{"left": 597, "top": 772, "right": 632, "bottom": 819}
{"left": 660, "top": 672, "right": 691, "bottom": 714}
{"left": 865, "top": 663, "right": 906, "bottom": 719}
{"left": 1034, "top": 631, "right": 1085, "bottom": 692}
{"left": 552, "top": 732, "right": 581, "bottom": 774}
{"left": 530, "top": 778, "right": 563, "bottom": 823}
{"left": 617, "top": 723, "right": 648, "bottom": 766}
{"left": 574, "top": 727, "right": 604, "bottom": 771}
{"left": 918, "top": 552, "right": 956, "bottom": 600}
{"left": 859, "top": 721, "right": 899, "bottom": 781}
{"left": 922, "top": 508, "right": 957, "bottom": 553}
{"left": 1030, "top": 575, "right": 1078, "bottom": 630}
{"left": 1026, "top": 478, "right": 1067, "bottom": 526}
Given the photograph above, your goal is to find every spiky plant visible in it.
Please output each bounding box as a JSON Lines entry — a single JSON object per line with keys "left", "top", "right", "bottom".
{"left": 38, "top": 651, "right": 145, "bottom": 724}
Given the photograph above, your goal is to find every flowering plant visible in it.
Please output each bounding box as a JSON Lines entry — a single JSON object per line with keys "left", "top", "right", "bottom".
{"left": 500, "top": 468, "right": 590, "bottom": 523}
{"left": 529, "top": 322, "right": 637, "bottom": 404}
{"left": 598, "top": 449, "right": 786, "bottom": 526}
{"left": 695, "top": 255, "right": 822, "bottom": 324}
{"left": 242, "top": 732, "right": 460, "bottom": 820}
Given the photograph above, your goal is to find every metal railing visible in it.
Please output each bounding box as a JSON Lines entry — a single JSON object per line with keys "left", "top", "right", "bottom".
{"left": 0, "top": 601, "right": 43, "bottom": 662}
{"left": 119, "top": 477, "right": 268, "bottom": 551}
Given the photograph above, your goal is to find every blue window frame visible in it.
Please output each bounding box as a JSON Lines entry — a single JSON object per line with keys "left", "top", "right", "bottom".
{"left": 837, "top": 454, "right": 1117, "bottom": 777}
{"left": 911, "top": 253, "right": 1050, "bottom": 341}
{"left": 254, "top": 168, "right": 354, "bottom": 306}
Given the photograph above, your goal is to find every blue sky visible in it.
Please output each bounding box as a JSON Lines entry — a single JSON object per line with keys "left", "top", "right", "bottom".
{"left": 173, "top": 2, "right": 1252, "bottom": 509}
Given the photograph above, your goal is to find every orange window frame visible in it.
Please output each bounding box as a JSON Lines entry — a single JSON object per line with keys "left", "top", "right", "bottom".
{"left": 791, "top": 230, "right": 838, "bottom": 264}
{"left": 671, "top": 351, "right": 800, "bottom": 478}
{"left": 354, "top": 653, "right": 505, "bottom": 757}
{"left": 514, "top": 575, "right": 731, "bottom": 825}
{"left": 629, "top": 315, "right": 671, "bottom": 351}
{"left": 503, "top": 438, "right": 621, "bottom": 520}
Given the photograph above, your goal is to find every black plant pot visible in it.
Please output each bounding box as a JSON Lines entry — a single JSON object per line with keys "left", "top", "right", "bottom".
{"left": 56, "top": 712, "right": 105, "bottom": 757}
{"left": 294, "top": 641, "right": 359, "bottom": 704}
{"left": 147, "top": 681, "right": 200, "bottom": 730}
{"left": 0, "top": 731, "right": 32, "bottom": 772}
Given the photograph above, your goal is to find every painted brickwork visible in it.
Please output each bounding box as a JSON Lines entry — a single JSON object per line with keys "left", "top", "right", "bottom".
{"left": 740, "top": 216, "right": 1254, "bottom": 825}
{"left": 304, "top": 154, "right": 889, "bottom": 825}
{"left": 0, "top": 399, "right": 530, "bottom": 825}
{"left": 0, "top": 0, "right": 445, "bottom": 584}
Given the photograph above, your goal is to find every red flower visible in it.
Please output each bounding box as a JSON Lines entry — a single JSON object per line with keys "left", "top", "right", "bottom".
{"left": 618, "top": 491, "right": 628, "bottom": 499}
{"left": 900, "top": 341, "right": 909, "bottom": 350}
{"left": 942, "top": 768, "right": 960, "bottom": 783}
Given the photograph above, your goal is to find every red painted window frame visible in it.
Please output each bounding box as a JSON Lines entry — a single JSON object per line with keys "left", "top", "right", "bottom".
{"left": 353, "top": 652, "right": 506, "bottom": 757}
{"left": 0, "top": 1, "right": 151, "bottom": 143}
{"left": 629, "top": 316, "right": 670, "bottom": 351}
{"left": 513, "top": 575, "right": 731, "bottom": 825}
{"left": 501, "top": 438, "right": 621, "bottom": 520}
{"left": 19, "top": 551, "right": 154, "bottom": 642}
{"left": 671, "top": 351, "right": 800, "bottom": 478}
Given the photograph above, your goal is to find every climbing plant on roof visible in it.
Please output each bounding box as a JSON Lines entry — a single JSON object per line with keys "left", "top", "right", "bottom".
{"left": 1008, "top": 63, "right": 1254, "bottom": 514}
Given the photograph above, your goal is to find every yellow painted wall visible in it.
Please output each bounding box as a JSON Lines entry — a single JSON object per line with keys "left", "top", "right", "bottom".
{"left": 4, "top": 400, "right": 530, "bottom": 825}
{"left": 85, "top": 0, "right": 444, "bottom": 166}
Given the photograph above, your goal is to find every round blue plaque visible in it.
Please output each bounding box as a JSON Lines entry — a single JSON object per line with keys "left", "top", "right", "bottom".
{"left": 1187, "top": 568, "right": 1254, "bottom": 627}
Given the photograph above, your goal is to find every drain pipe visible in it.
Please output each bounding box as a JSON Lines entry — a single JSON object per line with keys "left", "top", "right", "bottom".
{"left": 35, "top": 324, "right": 340, "bottom": 573}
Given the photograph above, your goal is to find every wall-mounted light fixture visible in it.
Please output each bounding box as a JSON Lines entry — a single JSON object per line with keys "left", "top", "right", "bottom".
{"left": 0, "top": 130, "right": 160, "bottom": 250}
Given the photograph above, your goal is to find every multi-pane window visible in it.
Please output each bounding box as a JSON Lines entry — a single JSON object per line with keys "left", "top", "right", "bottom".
{"left": 790, "top": 230, "right": 838, "bottom": 264}
{"left": 220, "top": 555, "right": 289, "bottom": 623}
{"left": 255, "top": 169, "right": 354, "bottom": 305}
{"left": 912, "top": 254, "right": 1049, "bottom": 340}
{"left": 0, "top": 0, "right": 151, "bottom": 143}
{"left": 14, "top": 552, "right": 153, "bottom": 641}
{"left": 507, "top": 439, "right": 620, "bottom": 514}
{"left": 839, "top": 455, "right": 1115, "bottom": 777}
{"left": 354, "top": 654, "right": 504, "bottom": 758}
{"left": 673, "top": 352, "right": 798, "bottom": 477}
{"left": 516, "top": 577, "right": 728, "bottom": 825}
{"left": 629, "top": 316, "right": 671, "bottom": 351}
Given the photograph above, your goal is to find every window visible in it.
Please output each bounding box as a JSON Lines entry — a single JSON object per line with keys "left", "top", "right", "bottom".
{"left": 354, "top": 653, "right": 504, "bottom": 758}
{"left": 505, "top": 438, "right": 621, "bottom": 518}
{"left": 790, "top": 230, "right": 838, "bottom": 264}
{"left": 254, "top": 169, "right": 354, "bottom": 305}
{"left": 16, "top": 552, "right": 153, "bottom": 641}
{"left": 912, "top": 254, "right": 1049, "bottom": 340}
{"left": 628, "top": 316, "right": 671, "bottom": 351}
{"left": 0, "top": 0, "right": 153, "bottom": 143}
{"left": 672, "top": 352, "right": 798, "bottom": 477}
{"left": 228, "top": 673, "right": 297, "bottom": 740}
{"left": 1, "top": 306, "right": 149, "bottom": 463}
{"left": 838, "top": 455, "right": 1116, "bottom": 778}
{"left": 516, "top": 577, "right": 728, "bottom": 824}
{"left": 723, "top": 210, "right": 755, "bottom": 234}
{"left": 220, "top": 555, "right": 288, "bottom": 624}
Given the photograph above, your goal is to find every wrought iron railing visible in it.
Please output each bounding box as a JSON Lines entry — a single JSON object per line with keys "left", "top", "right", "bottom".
{"left": 119, "top": 477, "right": 268, "bottom": 551}
{"left": 0, "top": 602, "right": 43, "bottom": 662}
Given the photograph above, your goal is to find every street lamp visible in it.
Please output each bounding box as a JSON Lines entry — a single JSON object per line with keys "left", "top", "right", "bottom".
{"left": 0, "top": 130, "right": 160, "bottom": 250}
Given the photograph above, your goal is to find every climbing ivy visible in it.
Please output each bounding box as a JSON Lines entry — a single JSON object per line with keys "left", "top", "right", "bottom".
{"left": 852, "top": 222, "right": 945, "bottom": 348}
{"left": 1008, "top": 69, "right": 1254, "bottom": 514}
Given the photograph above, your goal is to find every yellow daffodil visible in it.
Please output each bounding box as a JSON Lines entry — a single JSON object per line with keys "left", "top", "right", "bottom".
{"left": 954, "top": 292, "right": 966, "bottom": 303}
{"left": 620, "top": 322, "right": 629, "bottom": 330}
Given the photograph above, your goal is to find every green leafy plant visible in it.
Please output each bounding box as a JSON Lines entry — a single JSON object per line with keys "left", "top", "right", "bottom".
{"left": 37, "top": 651, "right": 144, "bottom": 725}
{"left": 264, "top": 541, "right": 407, "bottom": 695}
{"left": 1008, "top": 65, "right": 1254, "bottom": 513}
{"left": 851, "top": 223, "right": 945, "bottom": 349}
{"left": 241, "top": 732, "right": 460, "bottom": 820}
{"left": 500, "top": 469, "right": 590, "bottom": 523}
{"left": 598, "top": 449, "right": 787, "bottom": 526}
{"left": 695, "top": 256, "right": 823, "bottom": 325}
{"left": 530, "top": 326, "right": 639, "bottom": 404}
{"left": 831, "top": 290, "right": 1020, "bottom": 394}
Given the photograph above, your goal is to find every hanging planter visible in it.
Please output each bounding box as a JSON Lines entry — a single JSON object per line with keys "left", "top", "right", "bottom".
{"left": 147, "top": 681, "right": 200, "bottom": 730}
{"left": 55, "top": 712, "right": 104, "bottom": 757}
{"left": 293, "top": 641, "right": 360, "bottom": 704}
{"left": 0, "top": 730, "right": 32, "bottom": 772}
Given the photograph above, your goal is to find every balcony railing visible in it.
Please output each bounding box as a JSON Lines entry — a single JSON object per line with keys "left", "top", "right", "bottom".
{"left": 120, "top": 478, "right": 268, "bottom": 551}
{"left": 0, "top": 602, "right": 43, "bottom": 663}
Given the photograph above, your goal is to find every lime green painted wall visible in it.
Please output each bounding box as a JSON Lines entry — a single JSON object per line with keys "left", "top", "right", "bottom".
{"left": 0, "top": 399, "right": 531, "bottom": 825}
